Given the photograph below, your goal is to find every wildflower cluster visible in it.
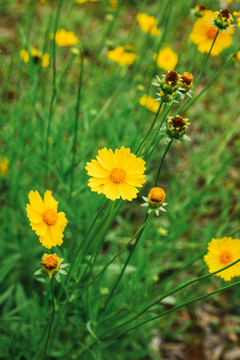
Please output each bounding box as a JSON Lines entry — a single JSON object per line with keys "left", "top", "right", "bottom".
{"left": 20, "top": 48, "right": 50, "bottom": 68}
{"left": 153, "top": 70, "right": 193, "bottom": 104}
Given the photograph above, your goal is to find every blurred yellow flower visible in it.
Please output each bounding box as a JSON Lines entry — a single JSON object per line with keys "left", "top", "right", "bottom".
{"left": 20, "top": 49, "right": 30, "bottom": 63}
{"left": 109, "top": 0, "right": 118, "bottom": 9}
{"left": 233, "top": 50, "right": 240, "bottom": 61}
{"left": 204, "top": 237, "right": 240, "bottom": 281}
{"left": 139, "top": 94, "right": 160, "bottom": 113}
{"left": 153, "top": 47, "right": 178, "bottom": 71}
{"left": 107, "top": 46, "right": 136, "bottom": 66}
{"left": 0, "top": 157, "right": 9, "bottom": 176}
{"left": 54, "top": 29, "right": 79, "bottom": 47}
{"left": 76, "top": 0, "right": 99, "bottom": 3}
{"left": 20, "top": 48, "right": 50, "bottom": 67}
{"left": 85, "top": 146, "right": 146, "bottom": 201}
{"left": 189, "top": 10, "right": 234, "bottom": 56}
{"left": 26, "top": 190, "right": 68, "bottom": 249}
{"left": 40, "top": 254, "right": 63, "bottom": 278}
{"left": 137, "top": 13, "right": 160, "bottom": 36}
{"left": 234, "top": 11, "right": 240, "bottom": 27}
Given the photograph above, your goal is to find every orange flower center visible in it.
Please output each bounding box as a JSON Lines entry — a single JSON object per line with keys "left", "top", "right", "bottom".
{"left": 220, "top": 251, "right": 233, "bottom": 264}
{"left": 41, "top": 255, "right": 59, "bottom": 269}
{"left": 42, "top": 209, "right": 57, "bottom": 225}
{"left": 110, "top": 168, "right": 126, "bottom": 184}
{"left": 207, "top": 27, "right": 218, "bottom": 39}
{"left": 149, "top": 187, "right": 166, "bottom": 203}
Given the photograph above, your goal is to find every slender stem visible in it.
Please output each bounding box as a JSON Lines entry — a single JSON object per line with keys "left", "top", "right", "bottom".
{"left": 65, "top": 199, "right": 109, "bottom": 285}
{"left": 69, "top": 55, "right": 84, "bottom": 199}
{"left": 111, "top": 277, "right": 240, "bottom": 340}
{"left": 45, "top": 0, "right": 63, "bottom": 188}
{"left": 180, "top": 47, "right": 240, "bottom": 115}
{"left": 177, "top": 29, "right": 219, "bottom": 116}
{"left": 78, "top": 217, "right": 151, "bottom": 297}
{"left": 154, "top": 139, "right": 173, "bottom": 186}
{"left": 136, "top": 99, "right": 164, "bottom": 155}
{"left": 42, "top": 278, "right": 55, "bottom": 359}
{"left": 105, "top": 257, "right": 240, "bottom": 339}
{"left": 101, "top": 213, "right": 151, "bottom": 314}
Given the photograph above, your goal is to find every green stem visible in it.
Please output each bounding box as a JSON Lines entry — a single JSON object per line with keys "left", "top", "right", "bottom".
{"left": 65, "top": 199, "right": 109, "bottom": 286}
{"left": 105, "top": 257, "right": 240, "bottom": 339}
{"left": 69, "top": 55, "right": 84, "bottom": 199}
{"left": 177, "top": 29, "right": 219, "bottom": 116}
{"left": 180, "top": 46, "right": 240, "bottom": 115}
{"left": 101, "top": 213, "right": 152, "bottom": 314}
{"left": 45, "top": 0, "right": 63, "bottom": 188}
{"left": 42, "top": 278, "right": 55, "bottom": 359}
{"left": 78, "top": 217, "right": 151, "bottom": 297}
{"left": 136, "top": 99, "right": 164, "bottom": 155}
{"left": 112, "top": 278, "right": 240, "bottom": 340}
{"left": 154, "top": 139, "right": 173, "bottom": 186}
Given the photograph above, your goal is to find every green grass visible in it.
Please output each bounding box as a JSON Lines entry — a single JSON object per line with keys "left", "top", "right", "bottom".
{"left": 1, "top": 0, "right": 240, "bottom": 359}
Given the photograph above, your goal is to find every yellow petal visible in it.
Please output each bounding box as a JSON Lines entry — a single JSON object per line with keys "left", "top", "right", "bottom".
{"left": 44, "top": 190, "right": 58, "bottom": 211}
{"left": 118, "top": 182, "right": 138, "bottom": 201}
{"left": 30, "top": 221, "right": 48, "bottom": 236}
{"left": 28, "top": 190, "right": 44, "bottom": 213}
{"left": 56, "top": 212, "right": 68, "bottom": 232}
{"left": 39, "top": 226, "right": 54, "bottom": 249}
{"left": 50, "top": 225, "right": 64, "bottom": 246}
{"left": 26, "top": 204, "right": 42, "bottom": 223}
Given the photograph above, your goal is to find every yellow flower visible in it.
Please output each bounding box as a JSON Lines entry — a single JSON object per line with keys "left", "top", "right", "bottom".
{"left": 20, "top": 49, "right": 30, "bottom": 63}
{"left": 40, "top": 254, "right": 63, "bottom": 278}
{"left": 153, "top": 47, "right": 178, "bottom": 71}
{"left": 107, "top": 46, "right": 136, "bottom": 66}
{"left": 233, "top": 50, "right": 240, "bottom": 61}
{"left": 148, "top": 187, "right": 166, "bottom": 207}
{"left": 85, "top": 146, "right": 146, "bottom": 201}
{"left": 26, "top": 190, "right": 68, "bottom": 249}
{"left": 204, "top": 237, "right": 240, "bottom": 281}
{"left": 54, "top": 29, "right": 79, "bottom": 47}
{"left": 139, "top": 94, "right": 160, "bottom": 113}
{"left": 189, "top": 10, "right": 234, "bottom": 56}
{"left": 234, "top": 11, "right": 240, "bottom": 27}
{"left": 137, "top": 13, "right": 160, "bottom": 36}
{"left": 41, "top": 54, "right": 50, "bottom": 67}
{"left": 109, "top": 0, "right": 118, "bottom": 9}
{"left": 0, "top": 157, "right": 9, "bottom": 176}
{"left": 76, "top": 0, "right": 99, "bottom": 3}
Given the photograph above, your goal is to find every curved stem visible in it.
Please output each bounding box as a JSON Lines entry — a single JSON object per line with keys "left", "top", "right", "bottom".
{"left": 78, "top": 216, "right": 151, "bottom": 297}
{"left": 104, "top": 256, "right": 240, "bottom": 339}
{"left": 101, "top": 212, "right": 152, "bottom": 314}
{"left": 111, "top": 277, "right": 240, "bottom": 340}
{"left": 154, "top": 139, "right": 173, "bottom": 186}
{"left": 42, "top": 278, "right": 55, "bottom": 359}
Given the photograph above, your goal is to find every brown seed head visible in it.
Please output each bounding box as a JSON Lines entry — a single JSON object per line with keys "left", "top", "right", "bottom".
{"left": 166, "top": 71, "right": 179, "bottom": 84}
{"left": 172, "top": 116, "right": 185, "bottom": 128}
{"left": 220, "top": 8, "right": 230, "bottom": 18}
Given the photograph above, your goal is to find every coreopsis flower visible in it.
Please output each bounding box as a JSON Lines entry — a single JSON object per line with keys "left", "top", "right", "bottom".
{"left": 204, "top": 237, "right": 240, "bottom": 281}
{"left": 153, "top": 47, "right": 178, "bottom": 72}
{"left": 0, "top": 157, "right": 9, "bottom": 176}
{"left": 160, "top": 71, "right": 180, "bottom": 94}
{"left": 189, "top": 10, "right": 234, "bottom": 56}
{"left": 54, "top": 29, "right": 79, "bottom": 47}
{"left": 214, "top": 8, "right": 234, "bottom": 30}
{"left": 166, "top": 115, "right": 190, "bottom": 139}
{"left": 85, "top": 146, "right": 146, "bottom": 201}
{"left": 193, "top": 4, "right": 208, "bottom": 17}
{"left": 142, "top": 187, "right": 167, "bottom": 215}
{"left": 233, "top": 50, "right": 240, "bottom": 61}
{"left": 139, "top": 94, "right": 161, "bottom": 113}
{"left": 35, "top": 254, "right": 68, "bottom": 282}
{"left": 233, "top": 11, "right": 240, "bottom": 27}
{"left": 137, "top": 13, "right": 160, "bottom": 36}
{"left": 26, "top": 190, "right": 68, "bottom": 249}
{"left": 109, "top": 0, "right": 118, "bottom": 9}
{"left": 180, "top": 72, "right": 193, "bottom": 90}
{"left": 107, "top": 46, "right": 136, "bottom": 66}
{"left": 20, "top": 48, "right": 50, "bottom": 67}
{"left": 20, "top": 49, "right": 30, "bottom": 63}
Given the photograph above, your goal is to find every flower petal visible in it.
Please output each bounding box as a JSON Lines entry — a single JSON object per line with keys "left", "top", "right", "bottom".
{"left": 28, "top": 190, "right": 44, "bottom": 213}
{"left": 26, "top": 204, "right": 42, "bottom": 224}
